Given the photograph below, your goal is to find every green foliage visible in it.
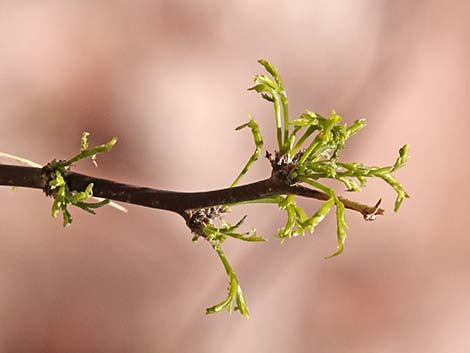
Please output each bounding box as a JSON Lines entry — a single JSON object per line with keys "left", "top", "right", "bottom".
{"left": 230, "top": 117, "right": 263, "bottom": 187}
{"left": 246, "top": 59, "right": 409, "bottom": 249}
{"left": 47, "top": 132, "right": 116, "bottom": 227}
{"left": 248, "top": 59, "right": 289, "bottom": 154}
{"left": 206, "top": 243, "right": 250, "bottom": 317}
{"left": 188, "top": 208, "right": 264, "bottom": 317}
{"left": 202, "top": 215, "right": 265, "bottom": 243}
{"left": 200, "top": 59, "right": 409, "bottom": 317}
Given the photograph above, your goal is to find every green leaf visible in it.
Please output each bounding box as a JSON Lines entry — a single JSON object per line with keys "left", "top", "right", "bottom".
{"left": 338, "top": 176, "right": 361, "bottom": 192}
{"left": 61, "top": 206, "right": 73, "bottom": 227}
{"left": 206, "top": 244, "right": 250, "bottom": 318}
{"left": 69, "top": 183, "right": 94, "bottom": 203}
{"left": 81, "top": 132, "right": 90, "bottom": 152}
{"left": 248, "top": 83, "right": 275, "bottom": 94}
{"left": 290, "top": 110, "right": 322, "bottom": 127}
{"left": 278, "top": 204, "right": 297, "bottom": 239}
{"left": 231, "top": 118, "right": 263, "bottom": 187}
{"left": 75, "top": 203, "right": 97, "bottom": 215}
{"left": 229, "top": 230, "right": 266, "bottom": 242}
{"left": 211, "top": 215, "right": 267, "bottom": 242}
{"left": 297, "top": 111, "right": 342, "bottom": 164}
{"left": 303, "top": 197, "right": 335, "bottom": 233}
{"left": 325, "top": 198, "right": 347, "bottom": 259}
{"left": 235, "top": 285, "right": 250, "bottom": 317}
{"left": 279, "top": 195, "right": 295, "bottom": 209}
{"left": 391, "top": 144, "right": 409, "bottom": 172}
{"left": 294, "top": 204, "right": 308, "bottom": 223}
{"left": 62, "top": 135, "right": 117, "bottom": 167}
{"left": 49, "top": 170, "right": 65, "bottom": 189}
{"left": 347, "top": 119, "right": 366, "bottom": 136}
{"left": 77, "top": 199, "right": 110, "bottom": 209}
{"left": 379, "top": 174, "right": 410, "bottom": 211}
{"left": 257, "top": 59, "right": 284, "bottom": 89}
{"left": 250, "top": 60, "right": 290, "bottom": 153}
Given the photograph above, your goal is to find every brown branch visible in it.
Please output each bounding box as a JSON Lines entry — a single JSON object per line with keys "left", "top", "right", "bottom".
{"left": 0, "top": 164, "right": 384, "bottom": 220}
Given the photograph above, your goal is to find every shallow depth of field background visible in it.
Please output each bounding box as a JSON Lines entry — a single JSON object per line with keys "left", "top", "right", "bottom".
{"left": 0, "top": 1, "right": 468, "bottom": 352}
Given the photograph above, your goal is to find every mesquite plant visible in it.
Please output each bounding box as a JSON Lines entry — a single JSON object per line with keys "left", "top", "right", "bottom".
{"left": 0, "top": 59, "right": 409, "bottom": 318}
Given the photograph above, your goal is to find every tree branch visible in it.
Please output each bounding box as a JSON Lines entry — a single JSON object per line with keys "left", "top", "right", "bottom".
{"left": 0, "top": 164, "right": 384, "bottom": 219}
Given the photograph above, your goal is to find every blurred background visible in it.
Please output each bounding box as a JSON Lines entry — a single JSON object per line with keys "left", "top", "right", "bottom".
{"left": 0, "top": 1, "right": 468, "bottom": 352}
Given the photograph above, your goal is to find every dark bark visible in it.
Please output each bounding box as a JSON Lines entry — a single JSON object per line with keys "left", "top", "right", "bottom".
{"left": 0, "top": 164, "right": 384, "bottom": 218}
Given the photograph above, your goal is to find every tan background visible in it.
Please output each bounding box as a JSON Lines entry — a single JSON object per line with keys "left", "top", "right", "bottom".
{"left": 0, "top": 1, "right": 468, "bottom": 352}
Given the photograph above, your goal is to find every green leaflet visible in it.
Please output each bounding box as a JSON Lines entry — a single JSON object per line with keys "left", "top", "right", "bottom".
{"left": 205, "top": 243, "right": 250, "bottom": 318}
{"left": 203, "top": 215, "right": 266, "bottom": 243}
{"left": 325, "top": 197, "right": 348, "bottom": 259}
{"left": 303, "top": 197, "right": 335, "bottom": 233}
{"left": 47, "top": 132, "right": 117, "bottom": 227}
{"left": 249, "top": 59, "right": 290, "bottom": 153}
{"left": 231, "top": 118, "right": 263, "bottom": 187}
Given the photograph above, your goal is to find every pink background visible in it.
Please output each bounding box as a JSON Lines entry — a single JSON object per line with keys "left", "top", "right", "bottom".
{"left": 0, "top": 1, "right": 468, "bottom": 352}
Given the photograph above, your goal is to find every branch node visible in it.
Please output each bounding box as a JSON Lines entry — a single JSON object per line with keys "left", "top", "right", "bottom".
{"left": 41, "top": 160, "right": 64, "bottom": 197}
{"left": 266, "top": 150, "right": 300, "bottom": 185}
{"left": 185, "top": 206, "right": 228, "bottom": 238}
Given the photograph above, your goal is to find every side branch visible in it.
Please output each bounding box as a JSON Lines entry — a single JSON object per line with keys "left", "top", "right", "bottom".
{"left": 0, "top": 164, "right": 384, "bottom": 218}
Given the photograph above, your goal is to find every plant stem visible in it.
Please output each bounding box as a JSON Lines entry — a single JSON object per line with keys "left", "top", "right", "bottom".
{"left": 0, "top": 164, "right": 384, "bottom": 219}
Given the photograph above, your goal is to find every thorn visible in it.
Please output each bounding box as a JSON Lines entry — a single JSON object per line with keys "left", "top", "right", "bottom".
{"left": 363, "top": 198, "right": 384, "bottom": 221}
{"left": 373, "top": 198, "right": 382, "bottom": 210}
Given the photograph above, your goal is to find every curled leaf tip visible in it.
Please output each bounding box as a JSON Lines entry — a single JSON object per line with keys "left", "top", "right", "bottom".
{"left": 325, "top": 245, "right": 345, "bottom": 259}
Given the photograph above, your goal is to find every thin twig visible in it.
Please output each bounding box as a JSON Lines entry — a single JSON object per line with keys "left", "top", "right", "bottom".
{"left": 0, "top": 164, "right": 384, "bottom": 220}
